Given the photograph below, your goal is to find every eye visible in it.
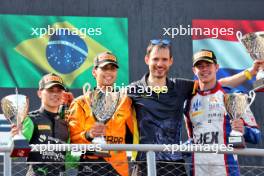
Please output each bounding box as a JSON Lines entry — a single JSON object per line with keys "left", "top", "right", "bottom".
{"left": 152, "top": 57, "right": 159, "bottom": 62}
{"left": 162, "top": 58, "right": 169, "bottom": 62}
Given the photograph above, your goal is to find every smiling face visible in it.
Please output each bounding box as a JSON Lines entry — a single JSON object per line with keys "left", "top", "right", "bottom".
{"left": 92, "top": 63, "right": 118, "bottom": 88}
{"left": 38, "top": 85, "right": 64, "bottom": 112}
{"left": 192, "top": 60, "right": 219, "bottom": 89}
{"left": 145, "top": 46, "right": 173, "bottom": 79}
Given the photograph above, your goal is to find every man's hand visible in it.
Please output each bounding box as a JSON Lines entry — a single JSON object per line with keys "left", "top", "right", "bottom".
{"left": 10, "top": 125, "right": 20, "bottom": 137}
{"left": 248, "top": 59, "right": 264, "bottom": 76}
{"left": 231, "top": 119, "right": 245, "bottom": 134}
{"left": 62, "top": 91, "right": 74, "bottom": 106}
{"left": 88, "top": 123, "right": 106, "bottom": 138}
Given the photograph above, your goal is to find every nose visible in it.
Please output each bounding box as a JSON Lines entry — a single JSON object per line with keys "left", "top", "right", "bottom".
{"left": 157, "top": 60, "right": 163, "bottom": 67}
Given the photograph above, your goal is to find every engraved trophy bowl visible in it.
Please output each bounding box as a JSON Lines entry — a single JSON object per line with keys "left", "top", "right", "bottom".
{"left": 224, "top": 90, "right": 256, "bottom": 148}
{"left": 237, "top": 31, "right": 264, "bottom": 90}
{"left": 1, "top": 93, "right": 30, "bottom": 157}
{"left": 82, "top": 83, "right": 120, "bottom": 157}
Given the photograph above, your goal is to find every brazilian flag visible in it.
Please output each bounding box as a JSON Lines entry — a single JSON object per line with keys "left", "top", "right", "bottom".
{"left": 0, "top": 14, "right": 128, "bottom": 88}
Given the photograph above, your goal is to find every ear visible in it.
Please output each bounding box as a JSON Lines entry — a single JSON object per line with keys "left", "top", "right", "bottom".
{"left": 169, "top": 56, "right": 174, "bottom": 66}
{"left": 92, "top": 67, "right": 97, "bottom": 78}
{"left": 37, "top": 90, "right": 42, "bottom": 99}
{"left": 192, "top": 66, "right": 197, "bottom": 75}
{"left": 215, "top": 64, "right": 219, "bottom": 72}
{"left": 144, "top": 55, "right": 149, "bottom": 65}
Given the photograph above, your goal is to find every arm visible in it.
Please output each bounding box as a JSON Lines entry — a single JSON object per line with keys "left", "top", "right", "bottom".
{"left": 123, "top": 97, "right": 139, "bottom": 161}
{"left": 22, "top": 116, "right": 34, "bottom": 142}
{"left": 183, "top": 99, "right": 193, "bottom": 139}
{"left": 11, "top": 116, "right": 34, "bottom": 142}
{"left": 232, "top": 108, "right": 261, "bottom": 144}
{"left": 68, "top": 97, "right": 94, "bottom": 144}
{"left": 184, "top": 115, "right": 193, "bottom": 139}
{"left": 219, "top": 60, "right": 264, "bottom": 87}
{"left": 124, "top": 96, "right": 139, "bottom": 144}
{"left": 125, "top": 106, "right": 139, "bottom": 145}
{"left": 244, "top": 127, "right": 261, "bottom": 144}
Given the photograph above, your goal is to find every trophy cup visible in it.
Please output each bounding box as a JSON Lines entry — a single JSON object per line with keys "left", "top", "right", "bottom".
{"left": 224, "top": 90, "right": 256, "bottom": 148}
{"left": 1, "top": 89, "right": 30, "bottom": 157}
{"left": 83, "top": 83, "right": 120, "bottom": 156}
{"left": 237, "top": 31, "right": 264, "bottom": 91}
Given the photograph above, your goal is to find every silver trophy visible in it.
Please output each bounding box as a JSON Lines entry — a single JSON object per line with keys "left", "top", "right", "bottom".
{"left": 1, "top": 89, "right": 30, "bottom": 157}
{"left": 83, "top": 83, "right": 120, "bottom": 156}
{"left": 224, "top": 90, "right": 256, "bottom": 148}
{"left": 237, "top": 31, "right": 264, "bottom": 90}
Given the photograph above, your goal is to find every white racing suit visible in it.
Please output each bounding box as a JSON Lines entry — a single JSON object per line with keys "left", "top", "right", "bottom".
{"left": 184, "top": 82, "right": 261, "bottom": 176}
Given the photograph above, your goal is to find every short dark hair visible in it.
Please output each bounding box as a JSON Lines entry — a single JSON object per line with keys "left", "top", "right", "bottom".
{"left": 146, "top": 39, "right": 172, "bottom": 58}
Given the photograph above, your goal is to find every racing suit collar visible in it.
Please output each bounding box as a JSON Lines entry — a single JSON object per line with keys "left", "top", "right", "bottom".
{"left": 196, "top": 81, "right": 222, "bottom": 96}
{"left": 39, "top": 107, "right": 59, "bottom": 118}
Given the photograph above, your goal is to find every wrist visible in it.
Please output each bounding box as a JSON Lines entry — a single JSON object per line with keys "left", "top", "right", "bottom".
{"left": 244, "top": 69, "right": 253, "bottom": 80}
{"left": 248, "top": 67, "right": 257, "bottom": 76}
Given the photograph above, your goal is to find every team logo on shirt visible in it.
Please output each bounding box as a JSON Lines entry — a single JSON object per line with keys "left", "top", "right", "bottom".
{"left": 191, "top": 99, "right": 203, "bottom": 117}
{"left": 38, "top": 134, "right": 47, "bottom": 142}
{"left": 194, "top": 131, "right": 219, "bottom": 144}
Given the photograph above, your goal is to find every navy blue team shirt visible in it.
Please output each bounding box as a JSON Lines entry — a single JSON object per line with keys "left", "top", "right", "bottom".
{"left": 128, "top": 73, "right": 194, "bottom": 161}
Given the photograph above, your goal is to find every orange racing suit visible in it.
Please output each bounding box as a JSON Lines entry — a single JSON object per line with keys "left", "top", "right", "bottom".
{"left": 68, "top": 92, "right": 138, "bottom": 176}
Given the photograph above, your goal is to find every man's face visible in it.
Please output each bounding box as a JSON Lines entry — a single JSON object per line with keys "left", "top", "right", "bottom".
{"left": 38, "top": 86, "right": 64, "bottom": 109}
{"left": 192, "top": 61, "right": 219, "bottom": 84}
{"left": 145, "top": 46, "right": 173, "bottom": 79}
{"left": 92, "top": 64, "right": 117, "bottom": 87}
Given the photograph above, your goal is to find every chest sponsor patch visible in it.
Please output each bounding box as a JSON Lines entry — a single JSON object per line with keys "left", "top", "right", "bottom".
{"left": 38, "top": 125, "right": 51, "bottom": 130}
{"left": 191, "top": 111, "right": 203, "bottom": 117}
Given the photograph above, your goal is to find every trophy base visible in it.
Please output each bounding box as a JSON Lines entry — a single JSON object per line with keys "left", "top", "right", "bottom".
{"left": 92, "top": 137, "right": 110, "bottom": 157}
{"left": 228, "top": 136, "right": 246, "bottom": 148}
{"left": 11, "top": 138, "right": 30, "bottom": 157}
{"left": 93, "top": 150, "right": 111, "bottom": 158}
{"left": 92, "top": 137, "right": 107, "bottom": 145}
{"left": 253, "top": 78, "right": 264, "bottom": 92}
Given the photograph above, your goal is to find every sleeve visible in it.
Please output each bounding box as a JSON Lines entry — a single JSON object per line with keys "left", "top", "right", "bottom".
{"left": 242, "top": 108, "right": 261, "bottom": 144}
{"left": 123, "top": 96, "right": 139, "bottom": 161}
{"left": 64, "top": 127, "right": 80, "bottom": 169}
{"left": 22, "top": 116, "right": 35, "bottom": 142}
{"left": 183, "top": 99, "right": 193, "bottom": 139}
{"left": 174, "top": 78, "right": 195, "bottom": 97}
{"left": 68, "top": 97, "right": 93, "bottom": 144}
{"left": 124, "top": 97, "right": 139, "bottom": 145}
{"left": 244, "top": 127, "right": 261, "bottom": 144}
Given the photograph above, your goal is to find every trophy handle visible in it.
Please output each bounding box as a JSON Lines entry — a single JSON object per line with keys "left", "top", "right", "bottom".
{"left": 246, "top": 90, "right": 256, "bottom": 110}
{"left": 236, "top": 31, "right": 244, "bottom": 46}
{"left": 83, "top": 83, "right": 91, "bottom": 96}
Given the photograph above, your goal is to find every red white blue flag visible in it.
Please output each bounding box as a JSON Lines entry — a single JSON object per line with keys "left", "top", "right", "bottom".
{"left": 192, "top": 19, "right": 264, "bottom": 91}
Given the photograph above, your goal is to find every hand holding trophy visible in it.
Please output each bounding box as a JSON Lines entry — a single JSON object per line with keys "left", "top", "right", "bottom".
{"left": 224, "top": 90, "right": 256, "bottom": 148}
{"left": 1, "top": 89, "right": 30, "bottom": 157}
{"left": 237, "top": 31, "right": 264, "bottom": 91}
{"left": 83, "top": 83, "right": 120, "bottom": 157}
